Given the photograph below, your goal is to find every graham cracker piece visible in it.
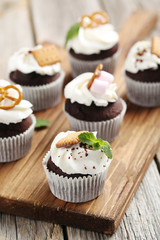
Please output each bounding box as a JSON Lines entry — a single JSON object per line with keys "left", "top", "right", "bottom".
{"left": 31, "top": 44, "right": 61, "bottom": 67}
{"left": 56, "top": 131, "right": 87, "bottom": 148}
{"left": 151, "top": 37, "right": 160, "bottom": 58}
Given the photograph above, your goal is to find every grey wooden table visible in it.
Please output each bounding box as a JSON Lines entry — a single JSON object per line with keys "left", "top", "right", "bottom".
{"left": 0, "top": 0, "right": 160, "bottom": 239}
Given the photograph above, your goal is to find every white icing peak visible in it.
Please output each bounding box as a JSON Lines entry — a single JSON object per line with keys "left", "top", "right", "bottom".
{"left": 64, "top": 72, "right": 118, "bottom": 107}
{"left": 50, "top": 131, "right": 112, "bottom": 175}
{"left": 0, "top": 80, "right": 33, "bottom": 124}
{"left": 124, "top": 40, "right": 160, "bottom": 73}
{"left": 67, "top": 23, "right": 119, "bottom": 54}
{"left": 8, "top": 45, "right": 61, "bottom": 76}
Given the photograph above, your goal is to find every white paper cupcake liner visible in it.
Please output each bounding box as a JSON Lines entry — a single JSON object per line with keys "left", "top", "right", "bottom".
{"left": 64, "top": 99, "right": 126, "bottom": 142}
{"left": 68, "top": 51, "right": 119, "bottom": 78}
{"left": 43, "top": 151, "right": 111, "bottom": 203}
{"left": 0, "top": 114, "right": 36, "bottom": 163}
{"left": 124, "top": 74, "right": 160, "bottom": 107}
{"left": 10, "top": 70, "right": 65, "bottom": 112}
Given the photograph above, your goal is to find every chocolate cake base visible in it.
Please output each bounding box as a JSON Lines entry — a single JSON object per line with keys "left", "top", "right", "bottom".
{"left": 10, "top": 70, "right": 60, "bottom": 86}
{"left": 65, "top": 98, "right": 123, "bottom": 121}
{"left": 47, "top": 157, "right": 91, "bottom": 179}
{"left": 0, "top": 116, "right": 32, "bottom": 138}
{"left": 69, "top": 43, "right": 118, "bottom": 61}
{"left": 125, "top": 65, "right": 160, "bottom": 83}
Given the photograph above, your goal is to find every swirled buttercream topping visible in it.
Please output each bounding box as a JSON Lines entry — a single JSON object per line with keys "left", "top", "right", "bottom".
{"left": 124, "top": 41, "right": 160, "bottom": 73}
{"left": 8, "top": 45, "right": 61, "bottom": 76}
{"left": 67, "top": 23, "right": 119, "bottom": 55}
{"left": 50, "top": 131, "right": 111, "bottom": 175}
{"left": 0, "top": 80, "right": 32, "bottom": 124}
{"left": 64, "top": 72, "right": 118, "bottom": 107}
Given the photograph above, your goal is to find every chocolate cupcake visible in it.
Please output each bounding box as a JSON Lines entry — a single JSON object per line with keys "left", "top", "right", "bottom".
{"left": 8, "top": 44, "right": 65, "bottom": 111}
{"left": 124, "top": 37, "right": 160, "bottom": 107}
{"left": 43, "top": 131, "right": 112, "bottom": 202}
{"left": 65, "top": 11, "right": 119, "bottom": 77}
{"left": 64, "top": 65, "right": 126, "bottom": 142}
{"left": 0, "top": 80, "right": 36, "bottom": 162}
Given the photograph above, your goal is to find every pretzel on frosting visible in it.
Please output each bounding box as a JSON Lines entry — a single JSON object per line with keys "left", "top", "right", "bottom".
{"left": 80, "top": 11, "right": 109, "bottom": 29}
{"left": 0, "top": 85, "right": 23, "bottom": 110}
{"left": 87, "top": 64, "right": 103, "bottom": 89}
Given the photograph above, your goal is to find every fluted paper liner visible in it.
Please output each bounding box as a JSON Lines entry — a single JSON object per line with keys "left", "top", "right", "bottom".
{"left": 43, "top": 151, "right": 112, "bottom": 203}
{"left": 0, "top": 114, "right": 36, "bottom": 163}
{"left": 68, "top": 51, "right": 119, "bottom": 77}
{"left": 10, "top": 70, "right": 65, "bottom": 112}
{"left": 64, "top": 99, "right": 126, "bottom": 142}
{"left": 124, "top": 74, "right": 160, "bottom": 107}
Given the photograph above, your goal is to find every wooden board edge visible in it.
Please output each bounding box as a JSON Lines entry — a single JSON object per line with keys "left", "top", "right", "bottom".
{"left": 0, "top": 196, "right": 115, "bottom": 234}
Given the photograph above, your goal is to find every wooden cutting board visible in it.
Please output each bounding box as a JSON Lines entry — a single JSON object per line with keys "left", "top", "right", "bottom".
{"left": 0, "top": 11, "right": 159, "bottom": 234}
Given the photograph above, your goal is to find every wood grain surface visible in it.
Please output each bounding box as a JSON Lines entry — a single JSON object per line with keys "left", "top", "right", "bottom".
{"left": 0, "top": 7, "right": 159, "bottom": 236}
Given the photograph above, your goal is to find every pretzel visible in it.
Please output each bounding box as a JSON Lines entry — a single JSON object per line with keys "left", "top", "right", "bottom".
{"left": 0, "top": 85, "right": 23, "bottom": 110}
{"left": 151, "top": 37, "right": 160, "bottom": 58}
{"left": 87, "top": 64, "right": 103, "bottom": 89}
{"left": 80, "top": 11, "right": 109, "bottom": 29}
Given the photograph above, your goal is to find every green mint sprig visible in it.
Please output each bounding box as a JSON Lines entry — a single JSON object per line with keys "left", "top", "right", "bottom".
{"left": 65, "top": 22, "right": 80, "bottom": 47}
{"left": 35, "top": 118, "right": 50, "bottom": 130}
{"left": 78, "top": 132, "right": 112, "bottom": 159}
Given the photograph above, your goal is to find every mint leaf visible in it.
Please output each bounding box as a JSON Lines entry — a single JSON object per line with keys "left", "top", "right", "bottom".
{"left": 35, "top": 118, "right": 50, "bottom": 129}
{"left": 101, "top": 145, "right": 112, "bottom": 159}
{"left": 78, "top": 132, "right": 112, "bottom": 159}
{"left": 65, "top": 22, "right": 80, "bottom": 47}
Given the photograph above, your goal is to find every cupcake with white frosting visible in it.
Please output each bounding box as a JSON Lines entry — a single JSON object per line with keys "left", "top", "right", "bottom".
{"left": 0, "top": 80, "right": 36, "bottom": 162}
{"left": 64, "top": 64, "right": 126, "bottom": 142}
{"left": 124, "top": 38, "right": 160, "bottom": 107}
{"left": 8, "top": 43, "right": 65, "bottom": 111}
{"left": 65, "top": 11, "right": 119, "bottom": 77}
{"left": 43, "top": 130, "right": 112, "bottom": 202}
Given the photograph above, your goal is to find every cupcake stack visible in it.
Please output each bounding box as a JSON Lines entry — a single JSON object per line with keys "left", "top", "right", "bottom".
{"left": 0, "top": 9, "right": 129, "bottom": 203}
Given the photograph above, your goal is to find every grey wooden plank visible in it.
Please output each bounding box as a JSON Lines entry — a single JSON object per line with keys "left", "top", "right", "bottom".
{"left": 30, "top": 0, "right": 102, "bottom": 46}
{"left": 100, "top": 0, "right": 139, "bottom": 30}
{"left": 0, "top": 214, "right": 64, "bottom": 240}
{"left": 67, "top": 160, "right": 160, "bottom": 240}
{"left": 0, "top": 0, "right": 34, "bottom": 78}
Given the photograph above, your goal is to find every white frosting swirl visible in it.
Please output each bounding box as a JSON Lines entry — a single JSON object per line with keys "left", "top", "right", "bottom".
{"left": 67, "top": 24, "right": 119, "bottom": 54}
{"left": 50, "top": 131, "right": 112, "bottom": 175}
{"left": 8, "top": 45, "right": 61, "bottom": 76}
{"left": 0, "top": 80, "right": 33, "bottom": 125}
{"left": 124, "top": 41, "right": 160, "bottom": 73}
{"left": 64, "top": 72, "right": 118, "bottom": 106}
